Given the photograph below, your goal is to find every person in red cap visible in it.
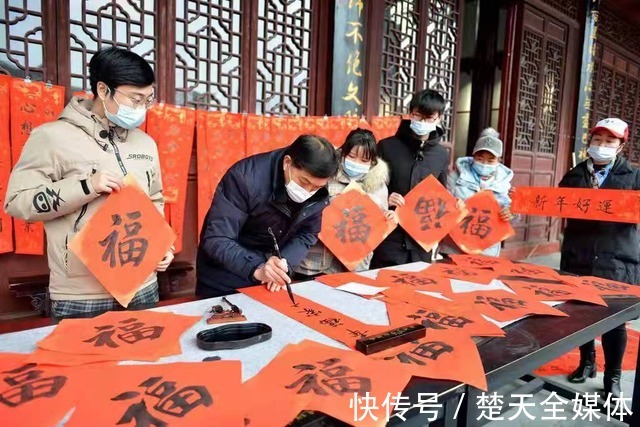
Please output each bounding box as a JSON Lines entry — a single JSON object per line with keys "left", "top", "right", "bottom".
{"left": 559, "top": 117, "right": 638, "bottom": 398}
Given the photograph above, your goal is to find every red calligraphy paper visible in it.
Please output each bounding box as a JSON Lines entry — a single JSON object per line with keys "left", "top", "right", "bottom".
{"left": 244, "top": 340, "right": 412, "bottom": 427}
{"left": 319, "top": 184, "right": 396, "bottom": 271}
{"left": 397, "top": 175, "right": 468, "bottom": 253}
{"left": 492, "top": 263, "right": 561, "bottom": 281}
{"left": 504, "top": 280, "right": 607, "bottom": 306}
{"left": 240, "top": 286, "right": 388, "bottom": 349}
{"left": 10, "top": 79, "right": 65, "bottom": 255}
{"left": 0, "top": 75, "right": 13, "bottom": 253}
{"left": 370, "top": 116, "right": 401, "bottom": 142}
{"left": 245, "top": 114, "right": 272, "bottom": 156}
{"left": 375, "top": 269, "right": 452, "bottom": 294}
{"left": 454, "top": 290, "right": 568, "bottom": 323}
{"left": 26, "top": 348, "right": 120, "bottom": 367}
{"left": 384, "top": 294, "right": 506, "bottom": 337}
{"left": 197, "top": 111, "right": 247, "bottom": 237}
{"left": 449, "top": 190, "right": 515, "bottom": 254}
{"left": 561, "top": 276, "right": 640, "bottom": 298}
{"left": 0, "top": 352, "right": 82, "bottom": 427}
{"left": 37, "top": 310, "right": 199, "bottom": 360}
{"left": 424, "top": 263, "right": 498, "bottom": 285}
{"left": 68, "top": 175, "right": 176, "bottom": 306}
{"left": 66, "top": 362, "right": 244, "bottom": 427}
{"left": 315, "top": 271, "right": 379, "bottom": 287}
{"left": 449, "top": 253, "right": 514, "bottom": 270}
{"left": 372, "top": 329, "right": 487, "bottom": 390}
{"left": 512, "top": 186, "right": 640, "bottom": 223}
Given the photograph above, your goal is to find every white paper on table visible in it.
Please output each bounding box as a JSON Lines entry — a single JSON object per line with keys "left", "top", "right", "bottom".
{"left": 335, "top": 282, "right": 389, "bottom": 296}
{"left": 416, "top": 290, "right": 451, "bottom": 300}
{"left": 449, "top": 279, "right": 514, "bottom": 294}
{"left": 482, "top": 313, "right": 528, "bottom": 329}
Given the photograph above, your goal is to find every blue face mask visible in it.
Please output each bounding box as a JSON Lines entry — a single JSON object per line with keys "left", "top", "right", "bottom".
{"left": 343, "top": 158, "right": 370, "bottom": 178}
{"left": 472, "top": 161, "right": 498, "bottom": 177}
{"left": 103, "top": 90, "right": 147, "bottom": 130}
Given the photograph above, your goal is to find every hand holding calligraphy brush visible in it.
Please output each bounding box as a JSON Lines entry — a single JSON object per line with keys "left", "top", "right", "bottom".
{"left": 268, "top": 227, "right": 297, "bottom": 305}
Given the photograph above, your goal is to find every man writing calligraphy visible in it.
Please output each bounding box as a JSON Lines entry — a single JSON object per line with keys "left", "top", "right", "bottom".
{"left": 5, "top": 48, "right": 172, "bottom": 320}
{"left": 371, "top": 89, "right": 450, "bottom": 268}
{"left": 196, "top": 135, "right": 339, "bottom": 298}
{"left": 552, "top": 118, "right": 638, "bottom": 398}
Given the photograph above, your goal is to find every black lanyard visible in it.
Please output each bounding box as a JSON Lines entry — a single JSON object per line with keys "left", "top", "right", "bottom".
{"left": 108, "top": 127, "right": 128, "bottom": 176}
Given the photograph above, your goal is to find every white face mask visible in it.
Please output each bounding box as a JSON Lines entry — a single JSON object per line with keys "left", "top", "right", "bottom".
{"left": 410, "top": 119, "right": 438, "bottom": 137}
{"left": 343, "top": 158, "right": 370, "bottom": 178}
{"left": 103, "top": 90, "right": 147, "bottom": 130}
{"left": 587, "top": 145, "right": 618, "bottom": 164}
{"left": 286, "top": 166, "right": 316, "bottom": 203}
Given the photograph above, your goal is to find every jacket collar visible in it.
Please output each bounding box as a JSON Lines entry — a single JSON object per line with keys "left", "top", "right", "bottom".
{"left": 59, "top": 97, "right": 130, "bottom": 147}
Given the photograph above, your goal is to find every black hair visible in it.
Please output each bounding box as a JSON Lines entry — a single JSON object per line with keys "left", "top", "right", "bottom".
{"left": 89, "top": 47, "right": 155, "bottom": 97}
{"left": 339, "top": 128, "right": 378, "bottom": 164}
{"left": 409, "top": 89, "right": 446, "bottom": 117}
{"left": 285, "top": 135, "right": 340, "bottom": 178}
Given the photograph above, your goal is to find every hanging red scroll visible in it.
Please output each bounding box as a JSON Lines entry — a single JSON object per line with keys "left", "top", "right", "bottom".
{"left": 10, "top": 78, "right": 65, "bottom": 255}
{"left": 511, "top": 186, "right": 640, "bottom": 223}
{"left": 369, "top": 116, "right": 401, "bottom": 142}
{"left": 196, "top": 111, "right": 247, "bottom": 237}
{"left": 146, "top": 104, "right": 196, "bottom": 253}
{"left": 0, "top": 75, "right": 13, "bottom": 253}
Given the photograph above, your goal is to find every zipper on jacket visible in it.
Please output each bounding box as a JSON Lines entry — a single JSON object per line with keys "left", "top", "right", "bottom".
{"left": 74, "top": 203, "right": 88, "bottom": 233}
{"left": 146, "top": 170, "right": 151, "bottom": 191}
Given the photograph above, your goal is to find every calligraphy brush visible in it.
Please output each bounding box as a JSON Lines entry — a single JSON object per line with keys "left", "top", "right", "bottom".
{"left": 267, "top": 227, "right": 296, "bottom": 305}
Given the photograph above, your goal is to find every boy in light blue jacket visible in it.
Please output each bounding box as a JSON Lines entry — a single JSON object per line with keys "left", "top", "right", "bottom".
{"left": 440, "top": 128, "right": 517, "bottom": 256}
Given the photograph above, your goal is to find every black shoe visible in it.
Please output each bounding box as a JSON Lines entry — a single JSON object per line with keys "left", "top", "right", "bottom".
{"left": 568, "top": 350, "right": 597, "bottom": 383}
{"left": 604, "top": 369, "right": 621, "bottom": 399}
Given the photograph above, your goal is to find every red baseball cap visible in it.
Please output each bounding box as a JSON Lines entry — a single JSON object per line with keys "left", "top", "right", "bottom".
{"left": 590, "top": 118, "right": 629, "bottom": 141}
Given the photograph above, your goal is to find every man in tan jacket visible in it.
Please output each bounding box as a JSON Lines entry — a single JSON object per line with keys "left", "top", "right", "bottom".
{"left": 4, "top": 47, "right": 173, "bottom": 320}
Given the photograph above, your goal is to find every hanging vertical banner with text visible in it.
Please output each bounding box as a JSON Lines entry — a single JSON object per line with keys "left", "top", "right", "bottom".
{"left": 331, "top": 0, "right": 365, "bottom": 116}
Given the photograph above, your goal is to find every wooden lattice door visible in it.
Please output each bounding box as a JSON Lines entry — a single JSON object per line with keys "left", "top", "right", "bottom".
{"left": 503, "top": 3, "right": 576, "bottom": 247}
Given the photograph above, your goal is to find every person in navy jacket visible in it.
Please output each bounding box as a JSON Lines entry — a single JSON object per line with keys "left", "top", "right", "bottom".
{"left": 196, "top": 135, "right": 339, "bottom": 298}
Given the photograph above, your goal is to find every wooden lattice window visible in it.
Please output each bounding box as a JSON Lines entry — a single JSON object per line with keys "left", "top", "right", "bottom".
{"left": 424, "top": 0, "right": 459, "bottom": 140}
{"left": 255, "top": 0, "right": 313, "bottom": 115}
{"left": 515, "top": 30, "right": 542, "bottom": 152}
{"left": 538, "top": 39, "right": 564, "bottom": 155}
{"left": 174, "top": 0, "right": 242, "bottom": 111}
{"left": 590, "top": 45, "right": 640, "bottom": 164}
{"left": 0, "top": 1, "right": 46, "bottom": 79}
{"left": 378, "top": 0, "right": 460, "bottom": 139}
{"left": 379, "top": 0, "right": 420, "bottom": 117}
{"left": 539, "top": 0, "right": 578, "bottom": 20}
{"left": 68, "top": 0, "right": 157, "bottom": 92}
{"left": 514, "top": 22, "right": 565, "bottom": 156}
